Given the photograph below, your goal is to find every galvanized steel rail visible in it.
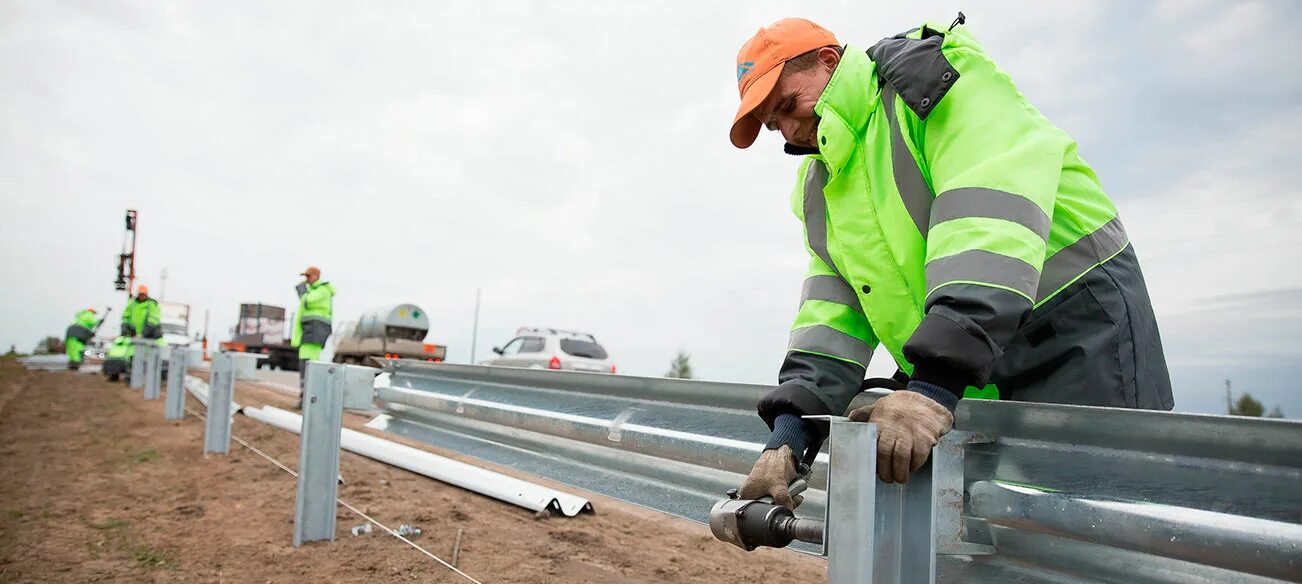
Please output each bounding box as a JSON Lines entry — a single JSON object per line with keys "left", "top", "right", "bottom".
{"left": 368, "top": 361, "right": 1302, "bottom": 584}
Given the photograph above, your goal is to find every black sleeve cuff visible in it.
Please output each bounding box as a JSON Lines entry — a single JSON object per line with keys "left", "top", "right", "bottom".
{"left": 904, "top": 310, "right": 999, "bottom": 394}
{"left": 905, "top": 380, "right": 960, "bottom": 413}
{"left": 764, "top": 413, "right": 813, "bottom": 459}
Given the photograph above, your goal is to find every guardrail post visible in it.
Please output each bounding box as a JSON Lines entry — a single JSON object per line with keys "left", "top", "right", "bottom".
{"left": 203, "top": 352, "right": 264, "bottom": 454}
{"left": 827, "top": 419, "right": 877, "bottom": 584}
{"left": 129, "top": 340, "right": 149, "bottom": 389}
{"left": 164, "top": 348, "right": 190, "bottom": 420}
{"left": 203, "top": 351, "right": 235, "bottom": 454}
{"left": 143, "top": 345, "right": 163, "bottom": 400}
{"left": 827, "top": 420, "right": 969, "bottom": 584}
{"left": 294, "top": 361, "right": 345, "bottom": 546}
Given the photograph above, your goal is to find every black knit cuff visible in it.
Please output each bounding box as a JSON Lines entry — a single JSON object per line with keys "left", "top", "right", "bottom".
{"left": 764, "top": 413, "right": 812, "bottom": 460}
{"left": 906, "top": 380, "right": 960, "bottom": 413}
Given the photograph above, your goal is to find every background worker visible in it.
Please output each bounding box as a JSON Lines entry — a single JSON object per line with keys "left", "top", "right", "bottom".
{"left": 64, "top": 307, "right": 104, "bottom": 370}
{"left": 102, "top": 335, "right": 133, "bottom": 382}
{"left": 121, "top": 285, "right": 161, "bottom": 340}
{"left": 291, "top": 266, "right": 336, "bottom": 408}
{"left": 728, "top": 17, "right": 1173, "bottom": 507}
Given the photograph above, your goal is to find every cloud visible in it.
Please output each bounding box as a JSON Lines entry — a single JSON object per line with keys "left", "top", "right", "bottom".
{"left": 1, "top": 1, "right": 1299, "bottom": 419}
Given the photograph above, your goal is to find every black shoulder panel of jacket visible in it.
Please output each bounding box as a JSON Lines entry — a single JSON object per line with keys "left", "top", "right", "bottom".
{"left": 867, "top": 27, "right": 959, "bottom": 120}
{"left": 759, "top": 351, "right": 865, "bottom": 441}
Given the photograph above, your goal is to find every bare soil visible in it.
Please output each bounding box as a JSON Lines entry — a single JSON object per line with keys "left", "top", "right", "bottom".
{"left": 0, "top": 360, "right": 825, "bottom": 583}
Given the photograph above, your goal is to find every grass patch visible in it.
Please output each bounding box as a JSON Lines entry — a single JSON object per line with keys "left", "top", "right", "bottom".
{"left": 6, "top": 509, "right": 22, "bottom": 520}
{"left": 131, "top": 448, "right": 160, "bottom": 464}
{"left": 90, "top": 517, "right": 130, "bottom": 530}
{"left": 129, "top": 542, "right": 170, "bottom": 568}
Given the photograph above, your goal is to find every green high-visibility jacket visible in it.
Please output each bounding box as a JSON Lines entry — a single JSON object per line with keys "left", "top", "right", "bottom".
{"left": 66, "top": 309, "right": 101, "bottom": 343}
{"left": 122, "top": 297, "right": 161, "bottom": 338}
{"left": 292, "top": 281, "right": 336, "bottom": 348}
{"left": 759, "top": 22, "right": 1172, "bottom": 432}
{"left": 106, "top": 335, "right": 134, "bottom": 360}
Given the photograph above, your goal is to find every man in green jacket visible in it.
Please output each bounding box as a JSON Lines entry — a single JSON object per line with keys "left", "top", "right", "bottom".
{"left": 730, "top": 16, "right": 1173, "bottom": 506}
{"left": 64, "top": 308, "right": 103, "bottom": 370}
{"left": 103, "top": 335, "right": 133, "bottom": 382}
{"left": 121, "top": 284, "right": 162, "bottom": 340}
{"left": 291, "top": 266, "right": 336, "bottom": 408}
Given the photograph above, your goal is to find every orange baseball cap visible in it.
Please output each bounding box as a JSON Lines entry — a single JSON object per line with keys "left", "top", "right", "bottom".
{"left": 730, "top": 18, "right": 838, "bottom": 149}
{"left": 136, "top": 284, "right": 148, "bottom": 295}
{"left": 301, "top": 266, "right": 321, "bottom": 278}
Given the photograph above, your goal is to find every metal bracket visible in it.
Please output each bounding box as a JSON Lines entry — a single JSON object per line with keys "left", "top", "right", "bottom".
{"left": 825, "top": 419, "right": 997, "bottom": 584}
{"left": 340, "top": 364, "right": 379, "bottom": 411}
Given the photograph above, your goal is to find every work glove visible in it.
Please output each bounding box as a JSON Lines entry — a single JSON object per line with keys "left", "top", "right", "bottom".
{"left": 847, "top": 390, "right": 953, "bottom": 484}
{"left": 121, "top": 323, "right": 136, "bottom": 337}
{"left": 737, "top": 445, "right": 803, "bottom": 509}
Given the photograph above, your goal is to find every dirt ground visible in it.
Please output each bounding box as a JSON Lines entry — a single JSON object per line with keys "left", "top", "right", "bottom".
{"left": 0, "top": 359, "right": 826, "bottom": 583}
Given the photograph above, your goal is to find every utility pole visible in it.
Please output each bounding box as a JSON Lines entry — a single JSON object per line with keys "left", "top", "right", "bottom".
{"left": 115, "top": 210, "right": 138, "bottom": 297}
{"left": 1225, "top": 379, "right": 1233, "bottom": 415}
{"left": 470, "top": 288, "right": 481, "bottom": 364}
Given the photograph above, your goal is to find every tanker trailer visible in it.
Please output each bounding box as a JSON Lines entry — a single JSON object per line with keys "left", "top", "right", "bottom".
{"left": 332, "top": 303, "right": 447, "bottom": 365}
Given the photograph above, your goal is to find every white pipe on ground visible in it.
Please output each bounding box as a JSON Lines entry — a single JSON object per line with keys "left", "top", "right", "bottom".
{"left": 241, "top": 405, "right": 593, "bottom": 517}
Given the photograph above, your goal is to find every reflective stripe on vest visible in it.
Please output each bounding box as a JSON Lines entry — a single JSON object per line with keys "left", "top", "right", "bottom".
{"left": 789, "top": 325, "right": 874, "bottom": 368}
{"left": 881, "top": 84, "right": 934, "bottom": 237}
{"left": 802, "top": 160, "right": 844, "bottom": 281}
{"left": 801, "top": 275, "right": 863, "bottom": 314}
{"left": 1036, "top": 216, "right": 1129, "bottom": 302}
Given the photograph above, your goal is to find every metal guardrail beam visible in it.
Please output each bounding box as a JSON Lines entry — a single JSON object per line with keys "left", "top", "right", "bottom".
{"left": 369, "top": 361, "right": 1302, "bottom": 583}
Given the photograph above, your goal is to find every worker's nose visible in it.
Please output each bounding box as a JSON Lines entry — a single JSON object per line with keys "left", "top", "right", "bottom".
{"left": 776, "top": 117, "right": 800, "bottom": 143}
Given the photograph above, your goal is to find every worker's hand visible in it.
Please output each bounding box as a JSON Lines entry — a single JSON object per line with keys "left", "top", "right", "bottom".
{"left": 738, "top": 445, "right": 803, "bottom": 509}
{"left": 847, "top": 390, "right": 953, "bottom": 484}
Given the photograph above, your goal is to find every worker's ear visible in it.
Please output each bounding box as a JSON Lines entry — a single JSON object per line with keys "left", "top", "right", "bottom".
{"left": 816, "top": 46, "right": 841, "bottom": 72}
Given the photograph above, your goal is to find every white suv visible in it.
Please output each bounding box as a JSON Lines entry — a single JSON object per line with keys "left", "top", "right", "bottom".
{"left": 483, "top": 327, "right": 616, "bottom": 374}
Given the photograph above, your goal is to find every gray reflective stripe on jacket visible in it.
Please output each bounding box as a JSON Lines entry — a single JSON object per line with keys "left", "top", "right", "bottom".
{"left": 801, "top": 275, "right": 863, "bottom": 313}
{"left": 789, "top": 326, "right": 874, "bottom": 372}
{"left": 802, "top": 160, "right": 844, "bottom": 280}
{"left": 1036, "top": 217, "right": 1129, "bottom": 302}
{"left": 881, "top": 84, "right": 933, "bottom": 237}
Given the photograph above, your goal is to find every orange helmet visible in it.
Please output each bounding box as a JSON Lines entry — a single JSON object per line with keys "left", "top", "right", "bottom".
{"left": 86, "top": 307, "right": 97, "bottom": 314}
{"left": 136, "top": 284, "right": 149, "bottom": 296}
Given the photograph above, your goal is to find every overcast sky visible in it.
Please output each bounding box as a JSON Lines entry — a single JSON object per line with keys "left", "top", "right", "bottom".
{"left": 2, "top": 1, "right": 1299, "bottom": 417}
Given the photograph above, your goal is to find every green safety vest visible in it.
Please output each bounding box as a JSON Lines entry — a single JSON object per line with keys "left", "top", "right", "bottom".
{"left": 122, "top": 297, "right": 161, "bottom": 337}
{"left": 786, "top": 23, "right": 1128, "bottom": 397}
{"left": 292, "top": 281, "right": 336, "bottom": 347}
{"left": 107, "top": 336, "right": 134, "bottom": 360}
{"left": 66, "top": 309, "right": 100, "bottom": 342}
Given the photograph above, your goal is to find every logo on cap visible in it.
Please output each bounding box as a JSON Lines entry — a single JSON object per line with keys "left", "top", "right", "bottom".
{"left": 736, "top": 61, "right": 754, "bottom": 82}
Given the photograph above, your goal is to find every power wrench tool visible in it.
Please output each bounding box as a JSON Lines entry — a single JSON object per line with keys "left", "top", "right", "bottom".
{"left": 709, "top": 476, "right": 825, "bottom": 550}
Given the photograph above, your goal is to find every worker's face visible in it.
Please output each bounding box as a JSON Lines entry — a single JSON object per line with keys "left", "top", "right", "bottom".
{"left": 136, "top": 293, "right": 146, "bottom": 301}
{"left": 304, "top": 272, "right": 319, "bottom": 284}
{"left": 754, "top": 47, "right": 840, "bottom": 149}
